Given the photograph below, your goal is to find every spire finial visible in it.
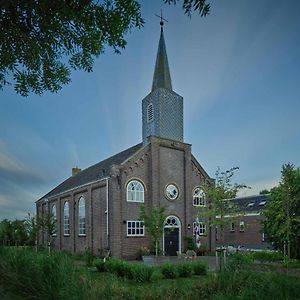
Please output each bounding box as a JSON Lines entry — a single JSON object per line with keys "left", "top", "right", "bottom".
{"left": 155, "top": 9, "right": 168, "bottom": 31}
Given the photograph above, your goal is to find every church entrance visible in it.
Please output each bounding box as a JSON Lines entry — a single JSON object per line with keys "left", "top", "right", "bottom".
{"left": 163, "top": 216, "right": 181, "bottom": 256}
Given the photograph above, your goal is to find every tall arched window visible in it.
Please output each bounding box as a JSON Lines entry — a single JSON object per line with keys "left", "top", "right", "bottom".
{"left": 51, "top": 204, "right": 57, "bottom": 236}
{"left": 64, "top": 201, "right": 70, "bottom": 235}
{"left": 78, "top": 197, "right": 86, "bottom": 235}
{"left": 193, "top": 187, "right": 206, "bottom": 207}
{"left": 127, "top": 180, "right": 145, "bottom": 202}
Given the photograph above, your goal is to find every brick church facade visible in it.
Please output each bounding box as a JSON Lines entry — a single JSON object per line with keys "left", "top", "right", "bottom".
{"left": 36, "top": 25, "right": 214, "bottom": 259}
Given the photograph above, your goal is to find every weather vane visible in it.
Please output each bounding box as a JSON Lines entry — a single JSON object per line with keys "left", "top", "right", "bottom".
{"left": 155, "top": 9, "right": 168, "bottom": 28}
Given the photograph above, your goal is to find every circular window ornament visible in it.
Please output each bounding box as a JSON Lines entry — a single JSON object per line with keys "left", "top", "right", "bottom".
{"left": 165, "top": 184, "right": 179, "bottom": 200}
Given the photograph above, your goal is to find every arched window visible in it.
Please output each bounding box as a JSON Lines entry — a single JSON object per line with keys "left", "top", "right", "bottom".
{"left": 78, "top": 197, "right": 86, "bottom": 235}
{"left": 147, "top": 103, "right": 153, "bottom": 122}
{"left": 64, "top": 201, "right": 70, "bottom": 235}
{"left": 127, "top": 180, "right": 144, "bottom": 202}
{"left": 51, "top": 204, "right": 57, "bottom": 236}
{"left": 193, "top": 187, "right": 206, "bottom": 207}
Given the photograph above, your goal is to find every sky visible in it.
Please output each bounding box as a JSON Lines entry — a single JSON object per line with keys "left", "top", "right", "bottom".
{"left": 1, "top": 0, "right": 300, "bottom": 220}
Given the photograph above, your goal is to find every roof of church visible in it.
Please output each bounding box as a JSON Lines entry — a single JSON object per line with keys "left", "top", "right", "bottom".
{"left": 152, "top": 27, "right": 172, "bottom": 91}
{"left": 231, "top": 194, "right": 271, "bottom": 212}
{"left": 38, "top": 143, "right": 143, "bottom": 201}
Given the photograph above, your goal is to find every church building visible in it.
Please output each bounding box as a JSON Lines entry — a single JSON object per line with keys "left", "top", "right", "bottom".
{"left": 36, "top": 24, "right": 214, "bottom": 259}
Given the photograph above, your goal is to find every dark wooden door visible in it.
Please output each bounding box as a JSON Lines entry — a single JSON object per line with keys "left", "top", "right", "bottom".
{"left": 164, "top": 228, "right": 179, "bottom": 256}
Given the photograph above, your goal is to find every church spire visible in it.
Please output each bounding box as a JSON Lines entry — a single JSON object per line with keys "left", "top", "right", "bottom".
{"left": 151, "top": 20, "right": 172, "bottom": 91}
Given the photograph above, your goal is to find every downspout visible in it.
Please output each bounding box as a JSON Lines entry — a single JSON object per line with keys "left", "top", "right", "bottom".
{"left": 106, "top": 178, "right": 109, "bottom": 249}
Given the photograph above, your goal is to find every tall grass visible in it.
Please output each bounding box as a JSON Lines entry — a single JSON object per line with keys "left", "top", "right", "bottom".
{"left": 0, "top": 247, "right": 88, "bottom": 299}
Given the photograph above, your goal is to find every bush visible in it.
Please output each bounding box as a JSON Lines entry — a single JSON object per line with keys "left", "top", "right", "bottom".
{"left": 226, "top": 252, "right": 253, "bottom": 272}
{"left": 161, "top": 263, "right": 178, "bottom": 279}
{"left": 251, "top": 250, "right": 283, "bottom": 262}
{"left": 105, "top": 259, "right": 131, "bottom": 277}
{"left": 94, "top": 259, "right": 107, "bottom": 272}
{"left": 83, "top": 247, "right": 95, "bottom": 267}
{"left": 129, "top": 264, "right": 154, "bottom": 283}
{"left": 191, "top": 260, "right": 207, "bottom": 275}
{"left": 176, "top": 263, "right": 193, "bottom": 277}
{"left": 184, "top": 236, "right": 197, "bottom": 252}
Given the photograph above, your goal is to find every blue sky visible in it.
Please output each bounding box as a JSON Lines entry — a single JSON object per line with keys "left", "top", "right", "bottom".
{"left": 1, "top": 0, "right": 300, "bottom": 220}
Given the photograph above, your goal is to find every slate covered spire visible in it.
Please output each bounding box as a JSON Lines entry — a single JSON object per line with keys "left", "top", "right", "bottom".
{"left": 151, "top": 27, "right": 172, "bottom": 91}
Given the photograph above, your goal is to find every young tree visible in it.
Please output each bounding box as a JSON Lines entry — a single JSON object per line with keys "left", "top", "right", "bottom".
{"left": 198, "top": 167, "right": 248, "bottom": 246}
{"left": 39, "top": 211, "right": 57, "bottom": 254}
{"left": 264, "top": 164, "right": 300, "bottom": 259}
{"left": 24, "top": 213, "right": 40, "bottom": 249}
{"left": 139, "top": 205, "right": 166, "bottom": 257}
{"left": 1, "top": 0, "right": 210, "bottom": 96}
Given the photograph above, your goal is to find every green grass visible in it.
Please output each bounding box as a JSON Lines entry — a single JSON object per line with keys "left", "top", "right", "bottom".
{"left": 1, "top": 247, "right": 300, "bottom": 300}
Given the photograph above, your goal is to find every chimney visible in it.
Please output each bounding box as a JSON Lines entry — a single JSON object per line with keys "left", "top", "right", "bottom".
{"left": 72, "top": 167, "right": 81, "bottom": 176}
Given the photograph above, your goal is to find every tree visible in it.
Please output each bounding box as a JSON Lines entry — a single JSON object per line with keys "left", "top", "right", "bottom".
{"left": 24, "top": 213, "right": 40, "bottom": 247}
{"left": 264, "top": 164, "right": 300, "bottom": 259}
{"left": 198, "top": 167, "right": 248, "bottom": 246}
{"left": 139, "top": 205, "right": 166, "bottom": 257}
{"left": 0, "top": 0, "right": 210, "bottom": 96}
{"left": 259, "top": 189, "right": 270, "bottom": 195}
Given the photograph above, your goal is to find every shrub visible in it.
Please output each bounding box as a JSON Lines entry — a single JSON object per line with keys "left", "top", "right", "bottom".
{"left": 191, "top": 260, "right": 207, "bottom": 275}
{"left": 129, "top": 264, "right": 154, "bottom": 283}
{"left": 176, "top": 263, "right": 193, "bottom": 277}
{"left": 94, "top": 259, "right": 107, "bottom": 272}
{"left": 161, "top": 263, "right": 178, "bottom": 279}
{"left": 184, "top": 236, "right": 197, "bottom": 252}
{"left": 105, "top": 259, "right": 131, "bottom": 277}
{"left": 83, "top": 247, "right": 95, "bottom": 267}
{"left": 251, "top": 250, "right": 283, "bottom": 262}
{"left": 226, "top": 252, "right": 253, "bottom": 272}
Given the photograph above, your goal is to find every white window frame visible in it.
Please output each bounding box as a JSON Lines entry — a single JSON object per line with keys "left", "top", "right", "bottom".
{"left": 126, "top": 180, "right": 145, "bottom": 203}
{"left": 126, "top": 221, "right": 144, "bottom": 237}
{"left": 51, "top": 204, "right": 57, "bottom": 236}
{"left": 147, "top": 103, "right": 153, "bottom": 123}
{"left": 63, "top": 201, "right": 70, "bottom": 236}
{"left": 193, "top": 187, "right": 206, "bottom": 207}
{"left": 193, "top": 221, "right": 207, "bottom": 236}
{"left": 78, "top": 197, "right": 86, "bottom": 236}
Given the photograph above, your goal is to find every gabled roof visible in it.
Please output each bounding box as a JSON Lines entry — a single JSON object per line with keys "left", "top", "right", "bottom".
{"left": 38, "top": 143, "right": 143, "bottom": 201}
{"left": 152, "top": 27, "right": 172, "bottom": 91}
{"left": 231, "top": 194, "right": 271, "bottom": 212}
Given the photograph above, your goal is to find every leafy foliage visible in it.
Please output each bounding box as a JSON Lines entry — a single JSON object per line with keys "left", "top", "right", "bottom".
{"left": 1, "top": 0, "right": 210, "bottom": 97}
{"left": 176, "top": 262, "right": 193, "bottom": 277}
{"left": 139, "top": 205, "right": 166, "bottom": 257}
{"left": 160, "top": 262, "right": 178, "bottom": 279}
{"left": 0, "top": 0, "right": 144, "bottom": 96}
{"left": 198, "top": 167, "right": 249, "bottom": 243}
{"left": 165, "top": 0, "right": 210, "bottom": 17}
{"left": 264, "top": 164, "right": 300, "bottom": 259}
{"left": 191, "top": 260, "right": 207, "bottom": 275}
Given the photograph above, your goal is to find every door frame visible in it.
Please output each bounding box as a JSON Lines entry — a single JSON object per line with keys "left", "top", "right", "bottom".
{"left": 163, "top": 215, "right": 181, "bottom": 255}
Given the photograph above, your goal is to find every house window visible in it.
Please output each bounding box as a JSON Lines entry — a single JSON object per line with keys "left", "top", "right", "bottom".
{"left": 127, "top": 180, "right": 144, "bottom": 202}
{"left": 193, "top": 222, "right": 206, "bottom": 236}
{"left": 64, "top": 201, "right": 70, "bottom": 236}
{"left": 51, "top": 204, "right": 57, "bottom": 236}
{"left": 147, "top": 103, "right": 153, "bottom": 122}
{"left": 193, "top": 187, "right": 206, "bottom": 207}
{"left": 239, "top": 221, "right": 245, "bottom": 232}
{"left": 230, "top": 222, "right": 235, "bottom": 232}
{"left": 127, "top": 221, "right": 144, "bottom": 236}
{"left": 78, "top": 197, "right": 86, "bottom": 236}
